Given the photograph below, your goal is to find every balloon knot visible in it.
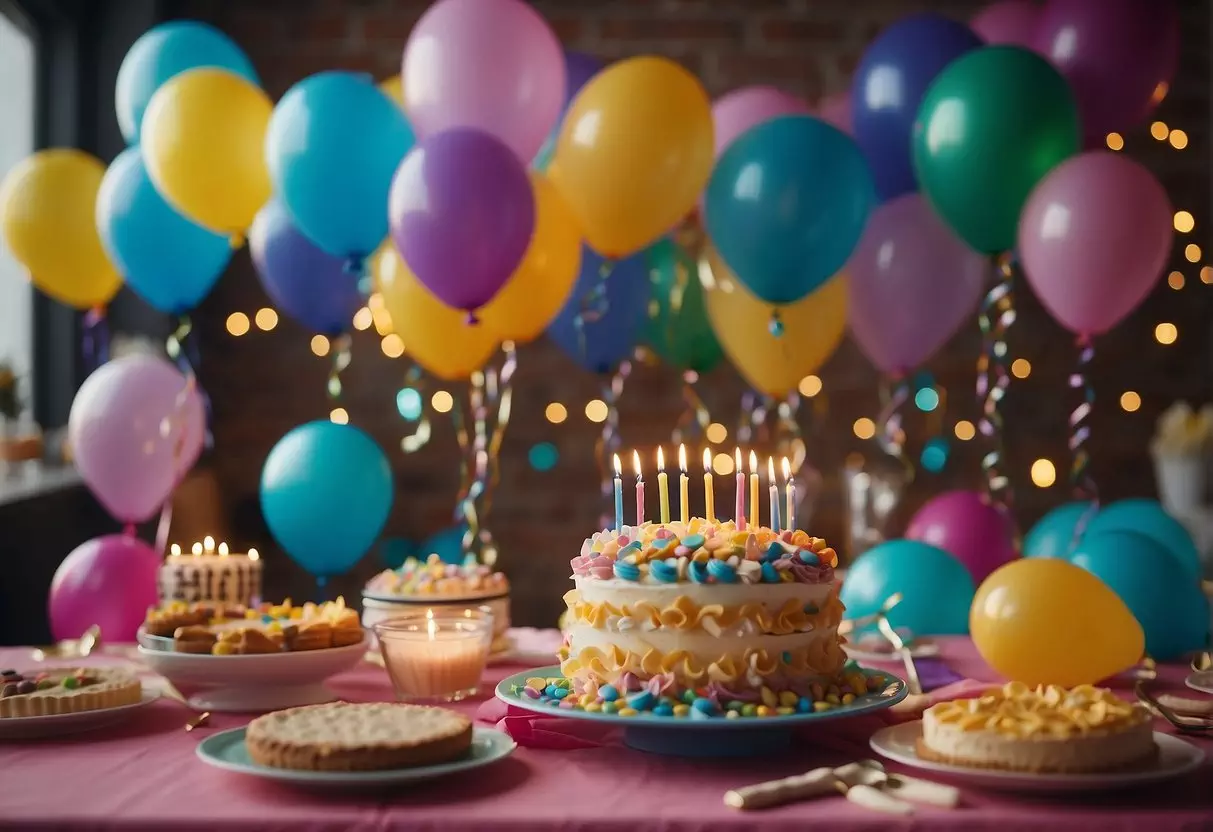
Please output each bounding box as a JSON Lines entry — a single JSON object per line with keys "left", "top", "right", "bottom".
{"left": 465, "top": 310, "right": 480, "bottom": 326}
{"left": 343, "top": 255, "right": 366, "bottom": 278}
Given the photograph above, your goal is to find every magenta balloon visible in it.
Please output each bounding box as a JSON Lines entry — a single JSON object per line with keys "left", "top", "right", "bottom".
{"left": 1018, "top": 152, "right": 1172, "bottom": 336}
{"left": 816, "top": 92, "right": 852, "bottom": 136}
{"left": 1033, "top": 0, "right": 1179, "bottom": 141}
{"left": 970, "top": 1, "right": 1040, "bottom": 47}
{"left": 906, "top": 490, "right": 1018, "bottom": 585}
{"left": 68, "top": 355, "right": 205, "bottom": 523}
{"left": 711, "top": 86, "right": 810, "bottom": 160}
{"left": 401, "top": 0, "right": 565, "bottom": 161}
{"left": 389, "top": 127, "right": 534, "bottom": 312}
{"left": 49, "top": 534, "right": 161, "bottom": 642}
{"left": 848, "top": 194, "right": 988, "bottom": 373}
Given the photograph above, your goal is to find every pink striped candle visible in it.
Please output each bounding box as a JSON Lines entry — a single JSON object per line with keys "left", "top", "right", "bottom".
{"left": 734, "top": 447, "right": 746, "bottom": 530}
{"left": 633, "top": 450, "right": 645, "bottom": 525}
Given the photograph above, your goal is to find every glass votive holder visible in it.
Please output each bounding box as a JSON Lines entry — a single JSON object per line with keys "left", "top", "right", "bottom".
{"left": 373, "top": 609, "right": 493, "bottom": 703}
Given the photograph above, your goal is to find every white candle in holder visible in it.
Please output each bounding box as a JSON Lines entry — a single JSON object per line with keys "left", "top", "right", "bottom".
{"left": 374, "top": 609, "right": 493, "bottom": 703}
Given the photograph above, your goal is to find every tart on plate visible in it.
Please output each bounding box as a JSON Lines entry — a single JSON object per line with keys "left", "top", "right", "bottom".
{"left": 0, "top": 667, "right": 142, "bottom": 718}
{"left": 920, "top": 681, "right": 1156, "bottom": 773}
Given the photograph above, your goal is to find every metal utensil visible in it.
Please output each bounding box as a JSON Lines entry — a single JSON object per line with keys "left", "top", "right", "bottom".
{"left": 1135, "top": 681, "right": 1213, "bottom": 735}
{"left": 154, "top": 678, "right": 211, "bottom": 731}
{"left": 876, "top": 612, "right": 922, "bottom": 695}
{"left": 30, "top": 625, "right": 100, "bottom": 662}
{"left": 1192, "top": 651, "right": 1211, "bottom": 673}
{"left": 838, "top": 592, "right": 903, "bottom": 637}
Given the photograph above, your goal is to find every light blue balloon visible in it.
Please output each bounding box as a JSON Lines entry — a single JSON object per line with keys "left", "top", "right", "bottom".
{"left": 116, "top": 21, "right": 258, "bottom": 145}
{"left": 1085, "top": 498, "right": 1202, "bottom": 580}
{"left": 1023, "top": 501, "right": 1096, "bottom": 558}
{"left": 96, "top": 147, "right": 232, "bottom": 313}
{"left": 266, "top": 72, "right": 415, "bottom": 260}
{"left": 425, "top": 525, "right": 470, "bottom": 565}
{"left": 260, "top": 422, "right": 394, "bottom": 578}
{"left": 840, "top": 539, "right": 975, "bottom": 636}
{"left": 1070, "top": 530, "right": 1210, "bottom": 660}
{"left": 704, "top": 115, "right": 876, "bottom": 304}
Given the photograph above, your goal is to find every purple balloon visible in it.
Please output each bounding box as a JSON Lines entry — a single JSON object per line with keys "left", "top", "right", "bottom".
{"left": 906, "top": 490, "right": 1019, "bottom": 586}
{"left": 563, "top": 51, "right": 603, "bottom": 108}
{"left": 389, "top": 128, "right": 534, "bottom": 312}
{"left": 68, "top": 355, "right": 205, "bottom": 523}
{"left": 971, "top": 1, "right": 1040, "bottom": 47}
{"left": 1033, "top": 0, "right": 1179, "bottom": 142}
{"left": 250, "top": 199, "right": 363, "bottom": 335}
{"left": 49, "top": 534, "right": 161, "bottom": 642}
{"left": 848, "top": 194, "right": 988, "bottom": 373}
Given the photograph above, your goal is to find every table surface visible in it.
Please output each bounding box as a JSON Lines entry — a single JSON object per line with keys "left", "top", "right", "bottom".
{"left": 1, "top": 634, "right": 1210, "bottom": 832}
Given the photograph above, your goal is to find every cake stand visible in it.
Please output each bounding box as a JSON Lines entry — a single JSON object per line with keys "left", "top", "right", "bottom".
{"left": 495, "top": 666, "right": 907, "bottom": 757}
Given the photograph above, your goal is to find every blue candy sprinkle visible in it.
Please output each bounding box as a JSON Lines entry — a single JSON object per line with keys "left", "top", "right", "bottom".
{"left": 613, "top": 560, "right": 641, "bottom": 581}
{"left": 544, "top": 684, "right": 559, "bottom": 697}
{"left": 688, "top": 561, "right": 710, "bottom": 584}
{"left": 690, "top": 706, "right": 713, "bottom": 720}
{"left": 261, "top": 614, "right": 275, "bottom": 624}
{"left": 797, "top": 697, "right": 813, "bottom": 713}
{"left": 546, "top": 698, "right": 562, "bottom": 707}
{"left": 707, "top": 559, "right": 738, "bottom": 584}
{"left": 600, "top": 684, "right": 619, "bottom": 702}
{"left": 798, "top": 549, "right": 820, "bottom": 565}
{"left": 763, "top": 541, "right": 784, "bottom": 562}
{"left": 620, "top": 540, "right": 643, "bottom": 554}
{"left": 627, "top": 690, "right": 655, "bottom": 711}
{"left": 552, "top": 687, "right": 570, "bottom": 700}
{"left": 782, "top": 651, "right": 792, "bottom": 664}
{"left": 653, "top": 703, "right": 674, "bottom": 717}
{"left": 760, "top": 562, "right": 780, "bottom": 583}
{"left": 691, "top": 697, "right": 716, "bottom": 715}
{"left": 649, "top": 561, "right": 679, "bottom": 583}
{"left": 681, "top": 534, "right": 705, "bottom": 550}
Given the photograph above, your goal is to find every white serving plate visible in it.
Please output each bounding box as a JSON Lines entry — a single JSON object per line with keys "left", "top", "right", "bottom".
{"left": 0, "top": 692, "right": 160, "bottom": 740}
{"left": 1185, "top": 669, "right": 1213, "bottom": 695}
{"left": 136, "top": 633, "right": 367, "bottom": 713}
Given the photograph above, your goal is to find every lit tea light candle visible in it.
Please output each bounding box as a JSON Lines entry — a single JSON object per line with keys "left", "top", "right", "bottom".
{"left": 374, "top": 609, "right": 493, "bottom": 703}
{"left": 612, "top": 453, "right": 623, "bottom": 532}
{"left": 633, "top": 450, "right": 645, "bottom": 525}
{"left": 748, "top": 451, "right": 759, "bottom": 530}
{"left": 734, "top": 447, "right": 746, "bottom": 530}
{"left": 702, "top": 447, "right": 715, "bottom": 523}
{"left": 657, "top": 446, "right": 670, "bottom": 524}
{"left": 678, "top": 444, "right": 689, "bottom": 524}
{"left": 767, "top": 456, "right": 781, "bottom": 531}
{"left": 783, "top": 457, "right": 795, "bottom": 531}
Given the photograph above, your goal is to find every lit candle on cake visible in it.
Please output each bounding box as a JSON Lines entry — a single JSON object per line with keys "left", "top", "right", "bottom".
{"left": 612, "top": 453, "right": 623, "bottom": 532}
{"left": 734, "top": 447, "right": 746, "bottom": 530}
{"left": 702, "top": 447, "right": 715, "bottom": 523}
{"left": 633, "top": 450, "right": 645, "bottom": 525}
{"left": 161, "top": 537, "right": 263, "bottom": 606}
{"left": 657, "top": 447, "right": 670, "bottom": 524}
{"left": 748, "top": 451, "right": 759, "bottom": 530}
{"left": 678, "top": 444, "right": 689, "bottom": 524}
{"left": 767, "top": 456, "right": 781, "bottom": 531}
{"left": 783, "top": 457, "right": 795, "bottom": 531}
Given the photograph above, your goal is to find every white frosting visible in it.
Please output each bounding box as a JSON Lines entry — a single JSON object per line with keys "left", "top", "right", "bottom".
{"left": 574, "top": 577, "right": 834, "bottom": 609}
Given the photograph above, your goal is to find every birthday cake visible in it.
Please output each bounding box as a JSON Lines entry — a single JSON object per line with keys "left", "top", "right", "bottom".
{"left": 561, "top": 518, "right": 853, "bottom": 705}
{"left": 159, "top": 538, "right": 262, "bottom": 607}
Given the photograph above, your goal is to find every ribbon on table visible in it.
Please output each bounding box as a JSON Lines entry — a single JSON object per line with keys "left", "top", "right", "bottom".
{"left": 595, "top": 357, "right": 632, "bottom": 530}
{"left": 81, "top": 306, "right": 110, "bottom": 373}
{"left": 876, "top": 373, "right": 915, "bottom": 484}
{"left": 976, "top": 253, "right": 1015, "bottom": 510}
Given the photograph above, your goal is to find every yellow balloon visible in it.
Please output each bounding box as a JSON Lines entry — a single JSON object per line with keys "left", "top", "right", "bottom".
{"left": 703, "top": 245, "right": 847, "bottom": 397}
{"left": 140, "top": 68, "right": 272, "bottom": 240}
{"left": 0, "top": 149, "right": 121, "bottom": 309}
{"left": 379, "top": 76, "right": 405, "bottom": 110}
{"left": 479, "top": 173, "right": 582, "bottom": 343}
{"left": 970, "top": 558, "right": 1144, "bottom": 687}
{"left": 374, "top": 246, "right": 499, "bottom": 381}
{"left": 550, "top": 56, "right": 713, "bottom": 259}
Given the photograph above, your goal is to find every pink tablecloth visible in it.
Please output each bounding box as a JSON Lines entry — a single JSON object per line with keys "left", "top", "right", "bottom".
{"left": 0, "top": 634, "right": 1210, "bottom": 831}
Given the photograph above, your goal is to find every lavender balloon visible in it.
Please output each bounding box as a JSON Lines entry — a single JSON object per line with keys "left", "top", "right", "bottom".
{"left": 250, "top": 199, "right": 363, "bottom": 336}
{"left": 68, "top": 355, "right": 205, "bottom": 523}
{"left": 389, "top": 127, "right": 534, "bottom": 313}
{"left": 49, "top": 534, "right": 161, "bottom": 642}
{"left": 906, "top": 490, "right": 1019, "bottom": 585}
{"left": 711, "top": 86, "right": 810, "bottom": 161}
{"left": 533, "top": 51, "right": 603, "bottom": 172}
{"left": 848, "top": 194, "right": 988, "bottom": 373}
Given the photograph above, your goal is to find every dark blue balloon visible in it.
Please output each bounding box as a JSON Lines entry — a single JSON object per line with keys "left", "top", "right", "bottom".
{"left": 1070, "top": 530, "right": 1209, "bottom": 660}
{"left": 248, "top": 200, "right": 363, "bottom": 335}
{"left": 546, "top": 244, "right": 654, "bottom": 374}
{"left": 533, "top": 51, "right": 603, "bottom": 172}
{"left": 852, "top": 13, "right": 982, "bottom": 201}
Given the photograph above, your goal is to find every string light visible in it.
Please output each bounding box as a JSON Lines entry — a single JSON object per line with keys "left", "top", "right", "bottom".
{"left": 431, "top": 390, "right": 453, "bottom": 413}
{"left": 225, "top": 312, "right": 250, "bottom": 336}
{"left": 368, "top": 293, "right": 393, "bottom": 335}
{"left": 352, "top": 307, "right": 373, "bottom": 331}
{"left": 396, "top": 388, "right": 422, "bottom": 420}
{"left": 853, "top": 417, "right": 876, "bottom": 440}
{"left": 1174, "top": 211, "right": 1195, "bottom": 233}
{"left": 1031, "top": 458, "right": 1056, "bottom": 488}
{"left": 1120, "top": 391, "right": 1141, "bottom": 412}
{"left": 1105, "top": 132, "right": 1124, "bottom": 151}
{"left": 1202, "top": 266, "right": 1213, "bottom": 285}
{"left": 544, "top": 403, "right": 567, "bottom": 424}
{"left": 712, "top": 452, "right": 734, "bottom": 475}
{"left": 310, "top": 334, "right": 330, "bottom": 356}
{"left": 914, "top": 387, "right": 940, "bottom": 412}
{"left": 1169, "top": 129, "right": 1188, "bottom": 149}
{"left": 585, "top": 399, "right": 608, "bottom": 423}
{"left": 953, "top": 420, "right": 976, "bottom": 441}
{"left": 254, "top": 308, "right": 278, "bottom": 331}
{"left": 1168, "top": 271, "right": 1185, "bottom": 290}
{"left": 1154, "top": 323, "right": 1178, "bottom": 345}
{"left": 1010, "top": 358, "right": 1031, "bottom": 379}
{"left": 1185, "top": 244, "right": 1202, "bottom": 263}
{"left": 706, "top": 422, "right": 728, "bottom": 443}
{"left": 798, "top": 375, "right": 823, "bottom": 397}
{"left": 329, "top": 407, "right": 349, "bottom": 425}
{"left": 1150, "top": 121, "right": 1169, "bottom": 140}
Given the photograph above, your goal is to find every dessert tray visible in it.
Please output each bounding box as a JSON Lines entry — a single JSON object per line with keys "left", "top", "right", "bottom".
{"left": 496, "top": 665, "right": 907, "bottom": 757}
{"left": 196, "top": 725, "right": 516, "bottom": 789}
{"left": 870, "top": 721, "right": 1206, "bottom": 793}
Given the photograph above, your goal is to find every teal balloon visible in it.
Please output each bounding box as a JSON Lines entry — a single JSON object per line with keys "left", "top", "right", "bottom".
{"left": 425, "top": 524, "right": 469, "bottom": 565}
{"left": 645, "top": 238, "right": 723, "bottom": 374}
{"left": 704, "top": 115, "right": 875, "bottom": 304}
{"left": 1024, "top": 501, "right": 1096, "bottom": 558}
{"left": 260, "top": 422, "right": 393, "bottom": 577}
{"left": 1086, "top": 498, "right": 1202, "bottom": 580}
{"left": 1070, "top": 530, "right": 1210, "bottom": 660}
{"left": 840, "top": 539, "right": 975, "bottom": 636}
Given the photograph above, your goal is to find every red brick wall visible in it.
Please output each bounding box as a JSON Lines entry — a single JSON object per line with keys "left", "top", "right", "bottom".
{"left": 171, "top": 0, "right": 1211, "bottom": 625}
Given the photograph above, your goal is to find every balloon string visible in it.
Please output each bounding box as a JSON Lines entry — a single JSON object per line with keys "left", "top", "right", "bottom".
{"left": 574, "top": 260, "right": 616, "bottom": 362}
{"left": 976, "top": 253, "right": 1015, "bottom": 510}
{"left": 166, "top": 314, "right": 212, "bottom": 449}
{"left": 398, "top": 363, "right": 432, "bottom": 455}
{"left": 671, "top": 370, "right": 710, "bottom": 446}
{"left": 1069, "top": 335, "right": 1097, "bottom": 502}
{"left": 326, "top": 333, "right": 353, "bottom": 403}
{"left": 152, "top": 372, "right": 198, "bottom": 557}
{"left": 482, "top": 341, "right": 516, "bottom": 522}
{"left": 594, "top": 359, "right": 632, "bottom": 529}
{"left": 876, "top": 373, "right": 916, "bottom": 484}
{"left": 81, "top": 306, "right": 110, "bottom": 373}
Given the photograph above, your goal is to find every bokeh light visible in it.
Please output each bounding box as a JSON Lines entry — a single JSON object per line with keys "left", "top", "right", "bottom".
{"left": 914, "top": 387, "right": 940, "bottom": 412}
{"left": 585, "top": 399, "right": 608, "bottom": 423}
{"left": 798, "top": 375, "right": 823, "bottom": 397}
{"left": 255, "top": 308, "right": 278, "bottom": 331}
{"left": 1174, "top": 211, "right": 1195, "bottom": 233}
{"left": 396, "top": 388, "right": 422, "bottom": 421}
{"left": 920, "top": 438, "right": 949, "bottom": 473}
{"left": 1120, "top": 391, "right": 1141, "bottom": 413}
{"left": 1168, "top": 271, "right": 1185, "bottom": 290}
{"left": 329, "top": 407, "right": 349, "bottom": 425}
{"left": 712, "top": 452, "right": 734, "bottom": 475}
{"left": 528, "top": 442, "right": 559, "bottom": 471}
{"left": 226, "top": 312, "right": 250, "bottom": 336}
{"left": 1031, "top": 458, "right": 1056, "bottom": 488}
{"left": 431, "top": 391, "right": 453, "bottom": 413}
{"left": 853, "top": 418, "right": 876, "bottom": 440}
{"left": 953, "top": 420, "right": 976, "bottom": 441}
{"left": 380, "top": 334, "right": 405, "bottom": 358}
{"left": 1010, "top": 358, "right": 1031, "bottom": 379}
{"left": 1105, "top": 132, "right": 1124, "bottom": 151}
{"left": 310, "top": 334, "right": 330, "bottom": 356}
{"left": 706, "top": 422, "right": 728, "bottom": 444}
{"left": 352, "top": 307, "right": 373, "bottom": 331}
{"left": 545, "top": 403, "right": 568, "bottom": 424}
{"left": 1154, "top": 323, "right": 1178, "bottom": 345}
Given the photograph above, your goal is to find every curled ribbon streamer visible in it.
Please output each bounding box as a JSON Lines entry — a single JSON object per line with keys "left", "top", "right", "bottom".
{"left": 326, "top": 333, "right": 353, "bottom": 402}
{"left": 81, "top": 306, "right": 110, "bottom": 373}
{"left": 482, "top": 341, "right": 517, "bottom": 521}
{"left": 574, "top": 260, "right": 616, "bottom": 359}
{"left": 1067, "top": 335, "right": 1100, "bottom": 551}
{"left": 398, "top": 363, "right": 432, "bottom": 455}
{"left": 594, "top": 358, "right": 632, "bottom": 529}
{"left": 876, "top": 374, "right": 916, "bottom": 484}
{"left": 152, "top": 371, "right": 199, "bottom": 557}
{"left": 976, "top": 253, "right": 1016, "bottom": 509}
{"left": 671, "top": 370, "right": 711, "bottom": 446}
{"left": 166, "top": 314, "right": 212, "bottom": 448}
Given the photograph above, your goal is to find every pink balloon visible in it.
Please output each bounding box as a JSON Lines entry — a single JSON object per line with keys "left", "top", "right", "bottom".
{"left": 906, "top": 490, "right": 1018, "bottom": 585}
{"left": 711, "top": 86, "right": 810, "bottom": 160}
{"left": 49, "top": 534, "right": 161, "bottom": 642}
{"left": 1018, "top": 152, "right": 1172, "bottom": 336}
{"left": 401, "top": 0, "right": 565, "bottom": 162}
{"left": 970, "top": 1, "right": 1040, "bottom": 47}
{"left": 816, "top": 91, "right": 852, "bottom": 136}
{"left": 68, "top": 355, "right": 205, "bottom": 523}
{"left": 848, "top": 194, "right": 988, "bottom": 373}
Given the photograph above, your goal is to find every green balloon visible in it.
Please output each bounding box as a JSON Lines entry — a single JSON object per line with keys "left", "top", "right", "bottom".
{"left": 645, "top": 239, "right": 723, "bottom": 374}
{"left": 913, "top": 46, "right": 1080, "bottom": 254}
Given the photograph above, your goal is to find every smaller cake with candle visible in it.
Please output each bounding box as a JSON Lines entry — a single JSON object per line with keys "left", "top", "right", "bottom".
{"left": 561, "top": 446, "right": 859, "bottom": 708}
{"left": 159, "top": 536, "right": 263, "bottom": 608}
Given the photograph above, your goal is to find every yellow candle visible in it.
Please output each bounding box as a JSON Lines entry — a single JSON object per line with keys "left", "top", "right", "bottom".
{"left": 678, "top": 444, "right": 689, "bottom": 524}
{"left": 748, "top": 450, "right": 759, "bottom": 529}
{"left": 657, "top": 446, "right": 670, "bottom": 524}
{"left": 702, "top": 448, "right": 715, "bottom": 523}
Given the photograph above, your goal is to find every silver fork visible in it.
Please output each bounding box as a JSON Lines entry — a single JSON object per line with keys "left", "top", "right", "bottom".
{"left": 1135, "top": 681, "right": 1213, "bottom": 735}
